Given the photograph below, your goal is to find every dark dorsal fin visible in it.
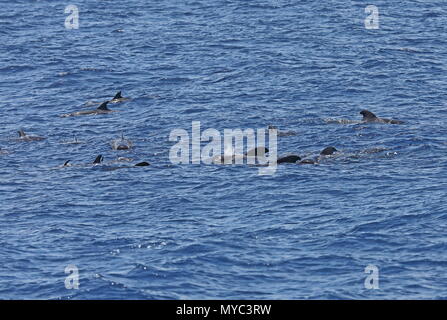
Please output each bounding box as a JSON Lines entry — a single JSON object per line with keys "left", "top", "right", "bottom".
{"left": 113, "top": 91, "right": 122, "bottom": 99}
{"left": 93, "top": 155, "right": 103, "bottom": 164}
{"left": 360, "top": 110, "right": 377, "bottom": 119}
{"left": 18, "top": 129, "right": 26, "bottom": 137}
{"left": 63, "top": 160, "right": 71, "bottom": 166}
{"left": 135, "top": 161, "right": 150, "bottom": 167}
{"left": 97, "top": 101, "right": 110, "bottom": 111}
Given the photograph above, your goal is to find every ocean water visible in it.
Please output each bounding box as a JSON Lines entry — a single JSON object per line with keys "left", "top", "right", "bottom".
{"left": 0, "top": 0, "right": 446, "bottom": 299}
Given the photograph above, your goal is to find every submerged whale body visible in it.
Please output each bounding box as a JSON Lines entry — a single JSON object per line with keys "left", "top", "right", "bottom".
{"left": 360, "top": 110, "right": 404, "bottom": 124}
{"left": 60, "top": 101, "right": 115, "bottom": 117}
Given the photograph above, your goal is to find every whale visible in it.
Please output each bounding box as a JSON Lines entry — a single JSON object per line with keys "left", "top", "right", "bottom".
{"left": 325, "top": 110, "right": 404, "bottom": 125}
{"left": 60, "top": 101, "right": 116, "bottom": 117}
{"left": 60, "top": 136, "right": 85, "bottom": 145}
{"left": 61, "top": 155, "right": 149, "bottom": 169}
{"left": 320, "top": 146, "right": 337, "bottom": 156}
{"left": 360, "top": 110, "right": 404, "bottom": 124}
{"left": 58, "top": 156, "right": 101, "bottom": 169}
{"left": 102, "top": 161, "right": 150, "bottom": 171}
{"left": 92, "top": 155, "right": 149, "bottom": 169}
{"left": 275, "top": 147, "right": 337, "bottom": 165}
{"left": 277, "top": 155, "right": 301, "bottom": 164}
{"left": 244, "top": 147, "right": 269, "bottom": 157}
{"left": 93, "top": 155, "right": 104, "bottom": 164}
{"left": 16, "top": 129, "right": 45, "bottom": 142}
{"left": 63, "top": 160, "right": 72, "bottom": 167}
{"left": 134, "top": 161, "right": 150, "bottom": 167}
{"left": 268, "top": 125, "right": 297, "bottom": 137}
{"left": 212, "top": 147, "right": 269, "bottom": 164}
{"left": 300, "top": 146, "right": 338, "bottom": 164}
{"left": 109, "top": 91, "right": 130, "bottom": 104}
{"left": 111, "top": 133, "right": 133, "bottom": 150}
{"left": 0, "top": 147, "right": 9, "bottom": 155}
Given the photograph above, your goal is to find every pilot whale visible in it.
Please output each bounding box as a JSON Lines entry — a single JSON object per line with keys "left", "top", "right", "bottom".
{"left": 62, "top": 160, "right": 71, "bottom": 167}
{"left": 277, "top": 155, "right": 301, "bottom": 164}
{"left": 62, "top": 155, "right": 149, "bottom": 169}
{"left": 267, "top": 125, "right": 297, "bottom": 137}
{"left": 276, "top": 147, "right": 338, "bottom": 165}
{"left": 58, "top": 156, "right": 102, "bottom": 168}
{"left": 93, "top": 155, "right": 104, "bottom": 164}
{"left": 16, "top": 129, "right": 45, "bottom": 142}
{"left": 360, "top": 110, "right": 404, "bottom": 124}
{"left": 60, "top": 101, "right": 116, "bottom": 117}
{"left": 320, "top": 146, "right": 337, "bottom": 156}
{"left": 212, "top": 147, "right": 269, "bottom": 164}
{"left": 92, "top": 155, "right": 149, "bottom": 170}
{"left": 325, "top": 110, "right": 404, "bottom": 125}
{"left": 109, "top": 91, "right": 130, "bottom": 104}
{"left": 111, "top": 133, "right": 133, "bottom": 150}
{"left": 60, "top": 136, "right": 85, "bottom": 145}
{"left": 300, "top": 146, "right": 338, "bottom": 164}
{"left": 93, "top": 155, "right": 148, "bottom": 167}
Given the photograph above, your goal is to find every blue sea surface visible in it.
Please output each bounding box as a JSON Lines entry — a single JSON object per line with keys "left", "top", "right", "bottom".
{"left": 0, "top": 0, "right": 446, "bottom": 299}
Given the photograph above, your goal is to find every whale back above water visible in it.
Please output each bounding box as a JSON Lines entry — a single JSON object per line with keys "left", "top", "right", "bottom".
{"left": 134, "top": 161, "right": 150, "bottom": 167}
{"left": 267, "top": 125, "right": 297, "bottom": 137}
{"left": 277, "top": 155, "right": 301, "bottom": 164}
{"left": 211, "top": 147, "right": 270, "bottom": 164}
{"left": 320, "top": 146, "right": 337, "bottom": 156}
{"left": 360, "top": 110, "right": 404, "bottom": 124}
{"left": 60, "top": 101, "right": 114, "bottom": 117}
{"left": 16, "top": 129, "right": 45, "bottom": 141}
{"left": 298, "top": 146, "right": 338, "bottom": 165}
